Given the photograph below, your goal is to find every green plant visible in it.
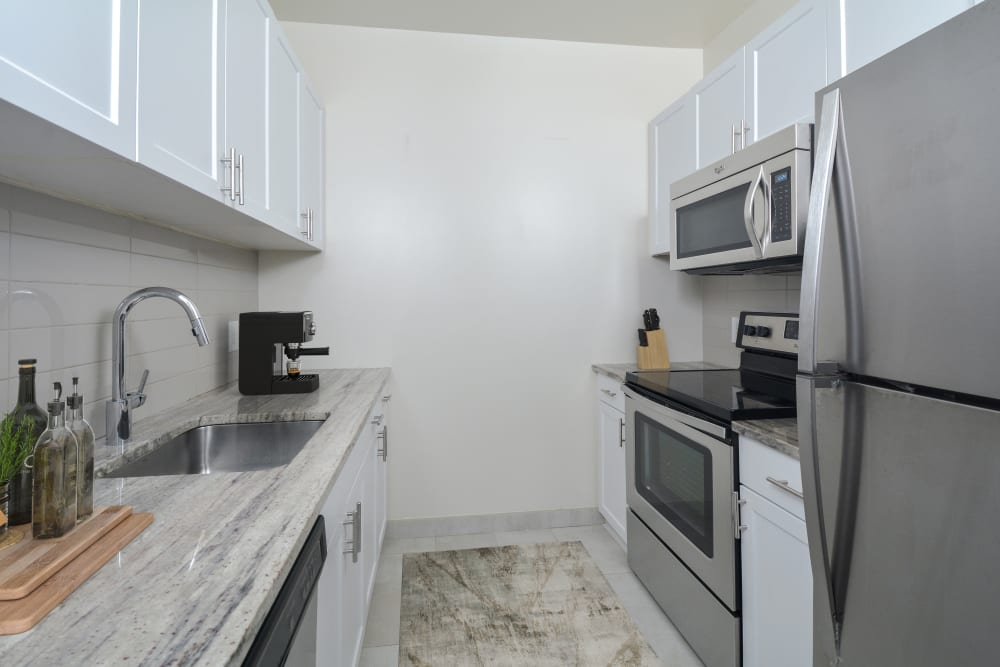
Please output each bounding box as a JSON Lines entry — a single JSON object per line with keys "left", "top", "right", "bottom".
{"left": 0, "top": 413, "right": 34, "bottom": 484}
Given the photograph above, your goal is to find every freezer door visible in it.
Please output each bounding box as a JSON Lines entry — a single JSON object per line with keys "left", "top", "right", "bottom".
{"left": 801, "top": 2, "right": 1000, "bottom": 401}
{"left": 798, "top": 376, "right": 1000, "bottom": 667}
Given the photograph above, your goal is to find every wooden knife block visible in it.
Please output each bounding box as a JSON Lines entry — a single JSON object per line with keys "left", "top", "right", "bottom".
{"left": 637, "top": 329, "right": 670, "bottom": 370}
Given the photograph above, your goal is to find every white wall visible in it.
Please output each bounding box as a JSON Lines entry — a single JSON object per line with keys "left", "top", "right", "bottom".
{"left": 259, "top": 24, "right": 703, "bottom": 521}
{"left": 703, "top": 0, "right": 798, "bottom": 72}
{"left": 0, "top": 183, "right": 258, "bottom": 437}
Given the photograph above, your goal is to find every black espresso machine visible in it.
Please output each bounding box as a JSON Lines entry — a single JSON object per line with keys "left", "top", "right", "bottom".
{"left": 238, "top": 311, "right": 329, "bottom": 395}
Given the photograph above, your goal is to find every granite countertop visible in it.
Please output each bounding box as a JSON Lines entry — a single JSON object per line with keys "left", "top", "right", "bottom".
{"left": 732, "top": 418, "right": 799, "bottom": 459}
{"left": 0, "top": 368, "right": 390, "bottom": 666}
{"left": 591, "top": 361, "right": 725, "bottom": 383}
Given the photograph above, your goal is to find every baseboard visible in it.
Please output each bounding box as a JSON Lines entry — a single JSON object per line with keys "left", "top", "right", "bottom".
{"left": 386, "top": 507, "right": 603, "bottom": 539}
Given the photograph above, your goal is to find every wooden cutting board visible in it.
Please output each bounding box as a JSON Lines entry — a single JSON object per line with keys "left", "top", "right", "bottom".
{"left": 0, "top": 506, "right": 133, "bottom": 600}
{"left": 0, "top": 512, "right": 153, "bottom": 635}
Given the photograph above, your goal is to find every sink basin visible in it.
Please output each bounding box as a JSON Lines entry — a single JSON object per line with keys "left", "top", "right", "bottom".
{"left": 105, "top": 420, "right": 325, "bottom": 477}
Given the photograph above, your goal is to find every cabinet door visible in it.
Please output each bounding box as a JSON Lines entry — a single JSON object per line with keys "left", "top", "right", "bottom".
{"left": 317, "top": 487, "right": 346, "bottom": 667}
{"left": 267, "top": 26, "right": 301, "bottom": 237}
{"left": 137, "top": 0, "right": 224, "bottom": 199}
{"left": 299, "top": 82, "right": 325, "bottom": 249}
{"left": 342, "top": 462, "right": 368, "bottom": 667}
{"left": 648, "top": 93, "right": 696, "bottom": 256}
{"left": 693, "top": 48, "right": 745, "bottom": 167}
{"left": 0, "top": 1, "right": 138, "bottom": 158}
{"left": 740, "top": 486, "right": 812, "bottom": 667}
{"left": 838, "top": 0, "right": 979, "bottom": 75}
{"left": 223, "top": 0, "right": 269, "bottom": 220}
{"left": 598, "top": 401, "right": 627, "bottom": 542}
{"left": 746, "top": 0, "right": 831, "bottom": 144}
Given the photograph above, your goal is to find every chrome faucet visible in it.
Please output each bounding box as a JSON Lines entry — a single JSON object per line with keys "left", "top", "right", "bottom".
{"left": 107, "top": 287, "right": 211, "bottom": 448}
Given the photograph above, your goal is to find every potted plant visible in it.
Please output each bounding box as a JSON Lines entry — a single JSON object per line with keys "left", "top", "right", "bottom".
{"left": 0, "top": 414, "right": 33, "bottom": 539}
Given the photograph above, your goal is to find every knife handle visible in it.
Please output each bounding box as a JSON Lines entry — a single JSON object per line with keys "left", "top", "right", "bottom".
{"left": 638, "top": 329, "right": 648, "bottom": 347}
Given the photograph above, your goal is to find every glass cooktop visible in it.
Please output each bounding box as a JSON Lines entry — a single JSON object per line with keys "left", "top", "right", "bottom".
{"left": 625, "top": 368, "right": 796, "bottom": 423}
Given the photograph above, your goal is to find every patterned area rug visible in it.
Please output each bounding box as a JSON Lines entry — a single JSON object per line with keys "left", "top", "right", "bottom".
{"left": 399, "top": 541, "right": 662, "bottom": 666}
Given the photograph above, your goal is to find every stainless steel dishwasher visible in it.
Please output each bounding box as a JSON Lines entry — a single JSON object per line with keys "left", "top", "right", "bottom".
{"left": 243, "top": 516, "right": 327, "bottom": 667}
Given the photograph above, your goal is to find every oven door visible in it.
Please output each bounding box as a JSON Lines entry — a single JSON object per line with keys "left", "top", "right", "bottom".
{"left": 669, "top": 149, "right": 808, "bottom": 272}
{"left": 625, "top": 387, "right": 739, "bottom": 611}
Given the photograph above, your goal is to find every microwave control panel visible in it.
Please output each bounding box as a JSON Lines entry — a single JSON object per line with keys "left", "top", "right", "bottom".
{"left": 770, "top": 167, "right": 793, "bottom": 242}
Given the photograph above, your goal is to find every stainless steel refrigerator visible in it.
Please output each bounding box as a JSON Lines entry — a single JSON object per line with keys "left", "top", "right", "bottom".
{"left": 798, "top": 3, "right": 1000, "bottom": 666}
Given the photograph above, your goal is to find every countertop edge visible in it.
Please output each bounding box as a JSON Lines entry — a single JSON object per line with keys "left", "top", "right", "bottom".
{"left": 733, "top": 418, "right": 800, "bottom": 460}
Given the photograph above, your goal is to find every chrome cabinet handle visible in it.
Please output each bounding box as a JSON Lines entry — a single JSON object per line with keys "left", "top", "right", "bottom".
{"left": 371, "top": 414, "right": 383, "bottom": 425}
{"left": 601, "top": 388, "right": 617, "bottom": 398}
{"left": 740, "top": 118, "right": 751, "bottom": 149}
{"left": 236, "top": 153, "right": 245, "bottom": 206}
{"left": 743, "top": 165, "right": 767, "bottom": 259}
{"left": 378, "top": 426, "right": 387, "bottom": 462}
{"left": 308, "top": 208, "right": 314, "bottom": 240}
{"left": 343, "top": 501, "right": 361, "bottom": 563}
{"left": 300, "top": 210, "right": 310, "bottom": 236}
{"left": 766, "top": 476, "right": 804, "bottom": 499}
{"left": 733, "top": 491, "right": 747, "bottom": 539}
{"left": 221, "top": 148, "right": 236, "bottom": 201}
{"left": 382, "top": 394, "right": 391, "bottom": 402}
{"left": 618, "top": 418, "right": 624, "bottom": 448}
{"left": 731, "top": 125, "right": 738, "bottom": 155}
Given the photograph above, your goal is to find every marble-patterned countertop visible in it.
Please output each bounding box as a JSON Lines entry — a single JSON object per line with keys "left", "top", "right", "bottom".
{"left": 0, "top": 368, "right": 390, "bottom": 666}
{"left": 591, "top": 361, "right": 725, "bottom": 383}
{"left": 733, "top": 418, "right": 799, "bottom": 459}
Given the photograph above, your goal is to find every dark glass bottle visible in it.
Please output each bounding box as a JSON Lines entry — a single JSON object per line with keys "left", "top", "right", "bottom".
{"left": 7, "top": 359, "right": 47, "bottom": 525}
{"left": 32, "top": 383, "right": 78, "bottom": 539}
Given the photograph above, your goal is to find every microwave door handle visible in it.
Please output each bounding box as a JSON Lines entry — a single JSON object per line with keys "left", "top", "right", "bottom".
{"left": 743, "top": 166, "right": 766, "bottom": 258}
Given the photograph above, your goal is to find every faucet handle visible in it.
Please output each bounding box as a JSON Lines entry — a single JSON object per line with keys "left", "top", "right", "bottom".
{"left": 127, "top": 369, "right": 149, "bottom": 409}
{"left": 137, "top": 368, "right": 149, "bottom": 395}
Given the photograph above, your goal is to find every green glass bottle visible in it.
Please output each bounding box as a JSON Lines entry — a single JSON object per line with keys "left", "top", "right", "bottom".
{"left": 67, "top": 377, "right": 95, "bottom": 521}
{"left": 32, "top": 383, "right": 78, "bottom": 539}
{"left": 7, "top": 359, "right": 47, "bottom": 525}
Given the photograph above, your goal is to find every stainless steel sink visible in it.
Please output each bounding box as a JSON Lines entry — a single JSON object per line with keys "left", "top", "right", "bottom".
{"left": 105, "top": 420, "right": 324, "bottom": 477}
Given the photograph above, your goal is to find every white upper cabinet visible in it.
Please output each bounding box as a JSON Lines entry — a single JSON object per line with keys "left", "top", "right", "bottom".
{"left": 299, "top": 82, "right": 325, "bottom": 249}
{"left": 693, "top": 48, "right": 746, "bottom": 168}
{"left": 137, "top": 0, "right": 223, "bottom": 198}
{"left": 223, "top": 0, "right": 270, "bottom": 222}
{"left": 0, "top": 1, "right": 138, "bottom": 159}
{"left": 836, "top": 0, "right": 980, "bottom": 76}
{"left": 745, "top": 0, "right": 832, "bottom": 144}
{"left": 267, "top": 27, "right": 302, "bottom": 238}
{"left": 648, "top": 93, "right": 696, "bottom": 255}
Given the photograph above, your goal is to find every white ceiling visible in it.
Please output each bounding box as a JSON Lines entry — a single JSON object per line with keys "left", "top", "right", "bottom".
{"left": 269, "top": 0, "right": 755, "bottom": 48}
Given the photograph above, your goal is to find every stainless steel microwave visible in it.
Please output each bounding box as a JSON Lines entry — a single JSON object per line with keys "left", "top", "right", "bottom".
{"left": 669, "top": 124, "right": 812, "bottom": 274}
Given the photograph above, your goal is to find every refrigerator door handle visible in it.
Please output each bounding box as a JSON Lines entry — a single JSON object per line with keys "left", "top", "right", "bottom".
{"left": 800, "top": 89, "right": 840, "bottom": 374}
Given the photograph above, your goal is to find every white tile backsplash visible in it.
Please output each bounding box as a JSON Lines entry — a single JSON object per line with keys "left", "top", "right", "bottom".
{"left": 9, "top": 282, "right": 128, "bottom": 329}
{"left": 11, "top": 234, "right": 132, "bottom": 285}
{"left": 130, "top": 254, "right": 198, "bottom": 290}
{"left": 702, "top": 273, "right": 802, "bottom": 366}
{"left": 0, "top": 185, "right": 258, "bottom": 425}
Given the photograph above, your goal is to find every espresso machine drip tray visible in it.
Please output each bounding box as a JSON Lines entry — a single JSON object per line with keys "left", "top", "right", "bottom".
{"left": 272, "top": 374, "right": 320, "bottom": 393}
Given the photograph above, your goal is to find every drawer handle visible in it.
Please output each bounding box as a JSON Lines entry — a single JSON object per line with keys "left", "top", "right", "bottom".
{"left": 601, "top": 388, "right": 618, "bottom": 398}
{"left": 766, "top": 476, "right": 804, "bottom": 500}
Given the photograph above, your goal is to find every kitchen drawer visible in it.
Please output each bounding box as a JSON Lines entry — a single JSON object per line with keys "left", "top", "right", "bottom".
{"left": 739, "top": 435, "right": 804, "bottom": 519}
{"left": 596, "top": 374, "right": 625, "bottom": 412}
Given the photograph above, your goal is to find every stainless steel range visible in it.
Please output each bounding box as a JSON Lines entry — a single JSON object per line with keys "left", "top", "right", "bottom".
{"left": 624, "top": 311, "right": 799, "bottom": 667}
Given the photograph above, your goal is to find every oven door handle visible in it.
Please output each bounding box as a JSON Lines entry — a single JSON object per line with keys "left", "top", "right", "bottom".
{"left": 623, "top": 386, "right": 728, "bottom": 440}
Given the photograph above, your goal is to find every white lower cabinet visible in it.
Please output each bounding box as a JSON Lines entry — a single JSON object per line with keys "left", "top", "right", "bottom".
{"left": 316, "top": 400, "right": 387, "bottom": 667}
{"left": 596, "top": 376, "right": 626, "bottom": 543}
{"left": 739, "top": 437, "right": 811, "bottom": 667}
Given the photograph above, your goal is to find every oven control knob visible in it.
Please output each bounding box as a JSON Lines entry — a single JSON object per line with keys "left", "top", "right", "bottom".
{"left": 756, "top": 326, "right": 772, "bottom": 337}
{"left": 743, "top": 325, "right": 758, "bottom": 337}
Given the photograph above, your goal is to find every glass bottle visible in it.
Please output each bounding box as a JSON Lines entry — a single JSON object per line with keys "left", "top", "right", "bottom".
{"left": 32, "top": 383, "right": 79, "bottom": 539}
{"left": 67, "top": 377, "right": 95, "bottom": 522}
{"left": 6, "top": 359, "right": 47, "bottom": 525}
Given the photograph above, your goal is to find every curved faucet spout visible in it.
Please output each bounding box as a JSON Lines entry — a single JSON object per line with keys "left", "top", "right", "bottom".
{"left": 108, "top": 287, "right": 211, "bottom": 448}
